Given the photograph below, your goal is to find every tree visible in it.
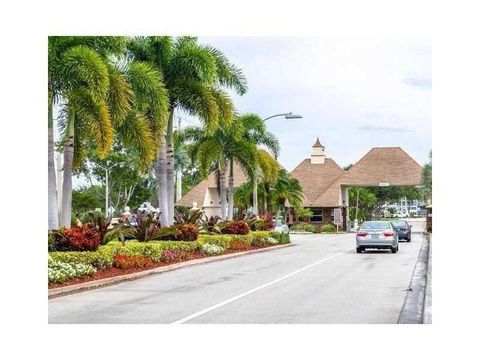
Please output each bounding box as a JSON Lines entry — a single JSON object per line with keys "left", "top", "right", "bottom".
{"left": 182, "top": 121, "right": 257, "bottom": 220}
{"left": 225, "top": 114, "right": 279, "bottom": 219}
{"left": 127, "top": 36, "right": 247, "bottom": 225}
{"left": 50, "top": 36, "right": 169, "bottom": 227}
{"left": 422, "top": 150, "right": 432, "bottom": 201}
{"left": 49, "top": 36, "right": 128, "bottom": 228}
{"left": 234, "top": 169, "right": 303, "bottom": 216}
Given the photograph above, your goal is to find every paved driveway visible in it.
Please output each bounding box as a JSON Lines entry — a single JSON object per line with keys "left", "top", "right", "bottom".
{"left": 49, "top": 228, "right": 425, "bottom": 324}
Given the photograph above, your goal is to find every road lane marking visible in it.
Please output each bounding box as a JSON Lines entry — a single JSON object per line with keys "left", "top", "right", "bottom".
{"left": 171, "top": 248, "right": 352, "bottom": 324}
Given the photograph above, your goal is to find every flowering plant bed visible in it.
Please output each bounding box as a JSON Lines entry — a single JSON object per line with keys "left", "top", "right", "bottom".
{"left": 48, "top": 231, "right": 289, "bottom": 289}
{"left": 48, "top": 244, "right": 274, "bottom": 289}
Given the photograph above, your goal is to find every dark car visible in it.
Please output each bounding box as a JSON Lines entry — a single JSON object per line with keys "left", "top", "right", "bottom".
{"left": 390, "top": 220, "right": 411, "bottom": 242}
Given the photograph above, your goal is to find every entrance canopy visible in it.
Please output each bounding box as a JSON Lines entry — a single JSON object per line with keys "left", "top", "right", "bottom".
{"left": 340, "top": 147, "right": 422, "bottom": 187}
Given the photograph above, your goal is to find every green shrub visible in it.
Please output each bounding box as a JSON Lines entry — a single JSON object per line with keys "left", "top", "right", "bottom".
{"left": 269, "top": 231, "right": 290, "bottom": 244}
{"left": 321, "top": 223, "right": 337, "bottom": 233}
{"left": 48, "top": 260, "right": 96, "bottom": 284}
{"left": 49, "top": 247, "right": 115, "bottom": 268}
{"left": 198, "top": 232, "right": 271, "bottom": 249}
{"left": 201, "top": 243, "right": 225, "bottom": 256}
{"left": 290, "top": 223, "right": 318, "bottom": 232}
{"left": 106, "top": 240, "right": 202, "bottom": 262}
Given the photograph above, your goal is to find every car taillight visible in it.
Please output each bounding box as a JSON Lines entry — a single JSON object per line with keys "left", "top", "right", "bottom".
{"left": 357, "top": 231, "right": 367, "bottom": 237}
{"left": 383, "top": 231, "right": 394, "bottom": 237}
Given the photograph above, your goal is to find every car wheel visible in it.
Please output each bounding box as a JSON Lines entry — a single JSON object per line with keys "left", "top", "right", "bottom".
{"left": 407, "top": 237, "right": 411, "bottom": 242}
{"left": 356, "top": 247, "right": 362, "bottom": 253}
{"left": 391, "top": 246, "right": 397, "bottom": 254}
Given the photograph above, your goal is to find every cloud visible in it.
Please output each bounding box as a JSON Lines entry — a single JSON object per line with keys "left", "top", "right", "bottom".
{"left": 404, "top": 75, "right": 432, "bottom": 89}
{"left": 357, "top": 125, "right": 411, "bottom": 132}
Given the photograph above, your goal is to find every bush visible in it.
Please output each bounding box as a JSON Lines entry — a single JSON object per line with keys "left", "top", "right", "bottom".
{"left": 321, "top": 223, "right": 337, "bottom": 233}
{"left": 48, "top": 259, "right": 96, "bottom": 284}
{"left": 246, "top": 213, "right": 275, "bottom": 231}
{"left": 125, "top": 211, "right": 163, "bottom": 242}
{"left": 175, "top": 223, "right": 199, "bottom": 241}
{"left": 290, "top": 223, "right": 318, "bottom": 233}
{"left": 49, "top": 247, "right": 115, "bottom": 268}
{"left": 161, "top": 249, "right": 192, "bottom": 263}
{"left": 252, "top": 236, "right": 279, "bottom": 247}
{"left": 229, "top": 239, "right": 250, "bottom": 251}
{"left": 221, "top": 220, "right": 250, "bottom": 235}
{"left": 51, "top": 226, "right": 101, "bottom": 251}
{"left": 201, "top": 243, "right": 225, "bottom": 256}
{"left": 106, "top": 240, "right": 201, "bottom": 262}
{"left": 270, "top": 231, "right": 291, "bottom": 244}
{"left": 113, "top": 254, "right": 155, "bottom": 269}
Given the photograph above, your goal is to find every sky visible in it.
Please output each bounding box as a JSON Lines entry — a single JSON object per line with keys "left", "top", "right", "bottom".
{"left": 178, "top": 36, "right": 432, "bottom": 171}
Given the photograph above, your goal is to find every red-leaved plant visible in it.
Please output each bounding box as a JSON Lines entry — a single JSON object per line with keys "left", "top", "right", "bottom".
{"left": 161, "top": 250, "right": 192, "bottom": 263}
{"left": 221, "top": 220, "right": 250, "bottom": 235}
{"left": 175, "top": 223, "right": 199, "bottom": 241}
{"left": 113, "top": 255, "right": 155, "bottom": 269}
{"left": 54, "top": 226, "right": 101, "bottom": 251}
{"left": 229, "top": 239, "right": 250, "bottom": 251}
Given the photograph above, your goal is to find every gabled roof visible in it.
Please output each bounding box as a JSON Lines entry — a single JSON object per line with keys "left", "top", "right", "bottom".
{"left": 339, "top": 147, "right": 423, "bottom": 186}
{"left": 289, "top": 158, "right": 344, "bottom": 207}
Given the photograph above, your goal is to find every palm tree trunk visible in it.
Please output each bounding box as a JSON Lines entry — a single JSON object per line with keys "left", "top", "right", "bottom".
{"left": 48, "top": 92, "right": 59, "bottom": 229}
{"left": 218, "top": 163, "right": 227, "bottom": 220}
{"left": 166, "top": 110, "right": 175, "bottom": 225}
{"left": 156, "top": 135, "right": 169, "bottom": 226}
{"left": 60, "top": 109, "right": 74, "bottom": 227}
{"left": 252, "top": 175, "right": 258, "bottom": 216}
{"left": 227, "top": 158, "right": 234, "bottom": 220}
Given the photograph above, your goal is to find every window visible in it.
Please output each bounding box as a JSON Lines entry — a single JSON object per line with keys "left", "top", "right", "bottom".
{"left": 311, "top": 208, "right": 324, "bottom": 222}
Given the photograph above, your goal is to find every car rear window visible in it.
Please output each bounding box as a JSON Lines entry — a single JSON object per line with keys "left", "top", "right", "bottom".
{"left": 391, "top": 220, "right": 407, "bottom": 227}
{"left": 361, "top": 221, "right": 391, "bottom": 230}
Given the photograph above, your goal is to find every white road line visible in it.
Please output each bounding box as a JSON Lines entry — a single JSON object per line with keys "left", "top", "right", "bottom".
{"left": 171, "top": 248, "right": 352, "bottom": 324}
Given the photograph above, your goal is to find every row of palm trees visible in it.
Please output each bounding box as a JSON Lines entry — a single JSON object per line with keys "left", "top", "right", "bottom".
{"left": 48, "top": 36, "right": 294, "bottom": 230}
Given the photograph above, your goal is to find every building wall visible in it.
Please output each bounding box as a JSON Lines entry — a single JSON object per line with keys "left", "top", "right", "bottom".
{"left": 307, "top": 207, "right": 337, "bottom": 226}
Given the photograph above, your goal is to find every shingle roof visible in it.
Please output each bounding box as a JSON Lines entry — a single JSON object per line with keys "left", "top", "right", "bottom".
{"left": 289, "top": 158, "right": 344, "bottom": 207}
{"left": 339, "top": 147, "right": 423, "bottom": 186}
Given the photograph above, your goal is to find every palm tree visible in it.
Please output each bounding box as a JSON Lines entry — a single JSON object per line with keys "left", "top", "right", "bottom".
{"left": 50, "top": 37, "right": 169, "bottom": 227}
{"left": 182, "top": 124, "right": 254, "bottom": 220}
{"left": 235, "top": 114, "right": 279, "bottom": 216}
{"left": 49, "top": 36, "right": 127, "bottom": 228}
{"left": 127, "top": 36, "right": 247, "bottom": 225}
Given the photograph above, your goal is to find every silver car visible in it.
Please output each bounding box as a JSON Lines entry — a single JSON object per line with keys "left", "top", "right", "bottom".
{"left": 356, "top": 221, "right": 399, "bottom": 254}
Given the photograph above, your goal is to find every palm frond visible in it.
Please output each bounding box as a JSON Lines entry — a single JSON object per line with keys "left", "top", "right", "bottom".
{"left": 117, "top": 112, "right": 157, "bottom": 171}
{"left": 107, "top": 64, "right": 133, "bottom": 126}
{"left": 59, "top": 45, "right": 110, "bottom": 101}
{"left": 171, "top": 79, "right": 219, "bottom": 133}
{"left": 68, "top": 88, "right": 113, "bottom": 158}
{"left": 169, "top": 42, "right": 218, "bottom": 85}
{"left": 205, "top": 45, "right": 248, "bottom": 95}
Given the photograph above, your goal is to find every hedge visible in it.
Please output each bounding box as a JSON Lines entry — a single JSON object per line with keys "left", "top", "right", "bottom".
{"left": 48, "top": 231, "right": 286, "bottom": 269}
{"left": 49, "top": 247, "right": 114, "bottom": 268}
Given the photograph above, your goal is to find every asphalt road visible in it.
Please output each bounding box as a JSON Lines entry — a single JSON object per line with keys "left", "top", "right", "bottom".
{"left": 49, "top": 221, "right": 425, "bottom": 324}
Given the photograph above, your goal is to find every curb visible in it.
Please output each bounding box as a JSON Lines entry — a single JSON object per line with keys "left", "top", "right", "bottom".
{"left": 423, "top": 234, "right": 432, "bottom": 324}
{"left": 397, "top": 233, "right": 430, "bottom": 324}
{"left": 49, "top": 243, "right": 294, "bottom": 299}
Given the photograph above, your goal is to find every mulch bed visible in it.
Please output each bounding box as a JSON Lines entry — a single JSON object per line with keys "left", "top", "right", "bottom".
{"left": 49, "top": 245, "right": 271, "bottom": 289}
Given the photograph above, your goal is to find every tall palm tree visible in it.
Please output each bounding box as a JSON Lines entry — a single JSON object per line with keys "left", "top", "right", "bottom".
{"left": 49, "top": 36, "right": 127, "bottom": 228}
{"left": 234, "top": 114, "right": 279, "bottom": 216}
{"left": 182, "top": 120, "right": 257, "bottom": 220}
{"left": 50, "top": 37, "right": 169, "bottom": 227}
{"left": 127, "top": 36, "right": 247, "bottom": 225}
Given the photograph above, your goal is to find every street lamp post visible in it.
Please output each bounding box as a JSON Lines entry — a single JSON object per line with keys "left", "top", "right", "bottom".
{"left": 251, "top": 112, "right": 303, "bottom": 216}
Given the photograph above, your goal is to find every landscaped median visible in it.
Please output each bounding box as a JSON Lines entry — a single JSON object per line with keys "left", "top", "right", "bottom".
{"left": 48, "top": 231, "right": 291, "bottom": 295}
